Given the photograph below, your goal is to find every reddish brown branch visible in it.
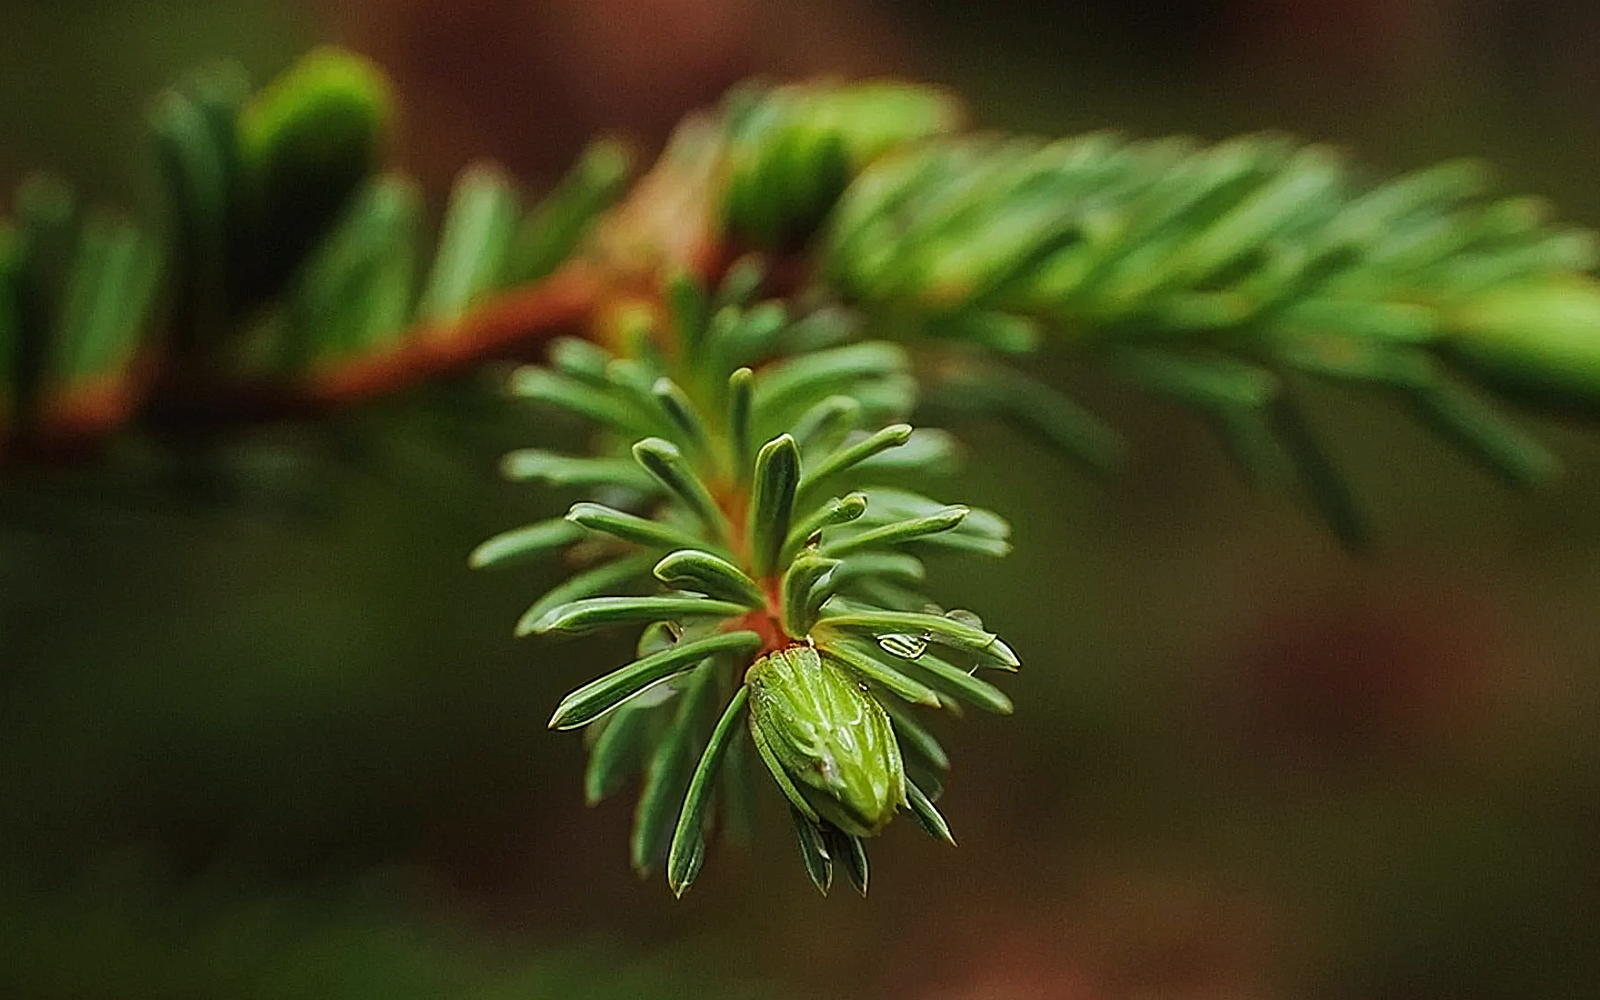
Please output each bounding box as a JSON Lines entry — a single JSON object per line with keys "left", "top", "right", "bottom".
{"left": 307, "top": 263, "right": 604, "bottom": 404}
{"left": 0, "top": 130, "right": 763, "bottom": 470}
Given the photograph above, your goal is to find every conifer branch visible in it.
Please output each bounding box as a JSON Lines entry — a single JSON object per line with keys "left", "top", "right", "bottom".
{"left": 6, "top": 49, "right": 1600, "bottom": 895}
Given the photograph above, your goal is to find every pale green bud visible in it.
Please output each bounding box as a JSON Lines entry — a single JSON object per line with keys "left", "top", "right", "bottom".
{"left": 746, "top": 645, "right": 906, "bottom": 837}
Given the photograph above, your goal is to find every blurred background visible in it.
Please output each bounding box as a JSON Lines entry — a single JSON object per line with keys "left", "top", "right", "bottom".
{"left": 3, "top": 1, "right": 1600, "bottom": 997}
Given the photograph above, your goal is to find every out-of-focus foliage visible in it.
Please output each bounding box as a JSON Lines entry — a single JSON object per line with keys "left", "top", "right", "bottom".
{"left": 0, "top": 47, "right": 631, "bottom": 454}
{"left": 720, "top": 78, "right": 963, "bottom": 248}
{"left": 815, "top": 130, "right": 1600, "bottom": 543}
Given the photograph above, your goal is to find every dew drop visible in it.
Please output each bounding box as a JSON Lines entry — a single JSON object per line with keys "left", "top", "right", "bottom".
{"left": 944, "top": 609, "right": 984, "bottom": 630}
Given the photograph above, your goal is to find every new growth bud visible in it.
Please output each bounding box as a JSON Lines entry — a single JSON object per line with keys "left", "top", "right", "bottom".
{"left": 746, "top": 645, "right": 906, "bottom": 837}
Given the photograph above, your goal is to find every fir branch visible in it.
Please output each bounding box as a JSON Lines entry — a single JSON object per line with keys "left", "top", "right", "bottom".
{"left": 813, "top": 127, "right": 1600, "bottom": 537}
{"left": 7, "top": 46, "right": 1600, "bottom": 899}
{"left": 477, "top": 266, "right": 1016, "bottom": 894}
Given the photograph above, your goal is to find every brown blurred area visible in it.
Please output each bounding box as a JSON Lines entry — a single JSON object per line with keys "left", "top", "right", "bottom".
{"left": 306, "top": 0, "right": 1600, "bottom": 223}
{"left": 324, "top": 0, "right": 920, "bottom": 190}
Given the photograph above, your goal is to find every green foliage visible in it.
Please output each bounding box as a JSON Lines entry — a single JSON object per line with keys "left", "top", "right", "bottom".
{"left": 747, "top": 646, "right": 907, "bottom": 841}
{"left": 0, "top": 173, "right": 161, "bottom": 439}
{"left": 505, "top": 138, "right": 633, "bottom": 285}
{"left": 277, "top": 172, "right": 423, "bottom": 371}
{"left": 1446, "top": 278, "right": 1600, "bottom": 413}
{"left": 721, "top": 79, "right": 963, "bottom": 248}
{"left": 0, "top": 47, "right": 631, "bottom": 452}
{"left": 236, "top": 48, "right": 393, "bottom": 306}
{"left": 815, "top": 129, "right": 1599, "bottom": 540}
{"left": 48, "top": 213, "right": 161, "bottom": 389}
{"left": 255, "top": 132, "right": 625, "bottom": 387}
{"left": 7, "top": 48, "right": 1600, "bottom": 905}
{"left": 477, "top": 77, "right": 1600, "bottom": 892}
{"left": 479, "top": 262, "right": 1017, "bottom": 895}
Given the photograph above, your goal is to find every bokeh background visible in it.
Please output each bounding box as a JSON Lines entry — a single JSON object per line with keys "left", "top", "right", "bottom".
{"left": 3, "top": 2, "right": 1600, "bottom": 997}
